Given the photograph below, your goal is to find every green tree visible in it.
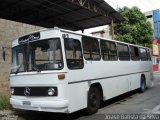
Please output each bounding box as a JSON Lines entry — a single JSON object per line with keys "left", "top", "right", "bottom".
{"left": 114, "top": 6, "right": 153, "bottom": 47}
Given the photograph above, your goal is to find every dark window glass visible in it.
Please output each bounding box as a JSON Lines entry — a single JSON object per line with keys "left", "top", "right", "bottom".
{"left": 64, "top": 38, "right": 84, "bottom": 69}
{"left": 147, "top": 49, "right": 152, "bottom": 61}
{"left": 130, "top": 46, "right": 140, "bottom": 60}
{"left": 11, "top": 45, "right": 27, "bottom": 73}
{"left": 82, "top": 37, "right": 100, "bottom": 60}
{"left": 117, "top": 43, "right": 130, "bottom": 60}
{"left": 100, "top": 40, "right": 117, "bottom": 60}
{"left": 140, "top": 48, "right": 148, "bottom": 61}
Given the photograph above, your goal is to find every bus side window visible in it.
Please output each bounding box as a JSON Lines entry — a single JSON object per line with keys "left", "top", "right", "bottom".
{"left": 82, "top": 36, "right": 100, "bottom": 60}
{"left": 64, "top": 38, "right": 84, "bottom": 69}
{"left": 139, "top": 48, "right": 148, "bottom": 61}
{"left": 130, "top": 46, "right": 140, "bottom": 60}
{"left": 100, "top": 40, "right": 118, "bottom": 60}
{"left": 147, "top": 49, "right": 152, "bottom": 61}
{"left": 117, "top": 43, "right": 130, "bottom": 61}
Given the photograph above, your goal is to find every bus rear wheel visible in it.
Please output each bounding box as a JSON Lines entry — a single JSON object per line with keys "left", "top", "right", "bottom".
{"left": 139, "top": 76, "right": 146, "bottom": 93}
{"left": 86, "top": 87, "right": 100, "bottom": 114}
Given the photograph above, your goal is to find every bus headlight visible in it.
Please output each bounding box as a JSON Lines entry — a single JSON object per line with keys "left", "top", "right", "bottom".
{"left": 11, "top": 88, "right": 14, "bottom": 95}
{"left": 48, "top": 88, "right": 55, "bottom": 96}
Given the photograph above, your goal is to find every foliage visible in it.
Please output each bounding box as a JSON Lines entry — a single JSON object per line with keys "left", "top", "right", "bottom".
{"left": 0, "top": 95, "right": 11, "bottom": 110}
{"left": 114, "top": 6, "right": 153, "bottom": 47}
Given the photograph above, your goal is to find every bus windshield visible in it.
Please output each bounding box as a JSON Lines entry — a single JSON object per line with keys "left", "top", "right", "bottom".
{"left": 11, "top": 38, "right": 63, "bottom": 74}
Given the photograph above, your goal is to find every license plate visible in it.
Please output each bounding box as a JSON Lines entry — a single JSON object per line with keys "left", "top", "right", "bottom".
{"left": 22, "top": 101, "right": 31, "bottom": 106}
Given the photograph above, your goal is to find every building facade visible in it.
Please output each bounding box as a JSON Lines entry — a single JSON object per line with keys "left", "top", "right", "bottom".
{"left": 145, "top": 11, "right": 154, "bottom": 30}
{"left": 145, "top": 10, "right": 160, "bottom": 72}
{"left": 91, "top": 26, "right": 112, "bottom": 39}
{"left": 153, "top": 9, "right": 160, "bottom": 38}
{"left": 145, "top": 9, "right": 160, "bottom": 39}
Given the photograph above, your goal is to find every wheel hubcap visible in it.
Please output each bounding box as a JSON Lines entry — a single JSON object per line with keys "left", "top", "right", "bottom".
{"left": 141, "top": 81, "right": 145, "bottom": 91}
{"left": 89, "top": 93, "right": 97, "bottom": 107}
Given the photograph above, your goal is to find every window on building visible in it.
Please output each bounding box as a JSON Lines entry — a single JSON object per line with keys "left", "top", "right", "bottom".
{"left": 117, "top": 43, "right": 130, "bottom": 60}
{"left": 82, "top": 36, "right": 100, "bottom": 60}
{"left": 64, "top": 38, "right": 84, "bottom": 69}
{"left": 130, "top": 46, "right": 140, "bottom": 60}
{"left": 100, "top": 40, "right": 117, "bottom": 60}
{"left": 146, "top": 15, "right": 152, "bottom": 18}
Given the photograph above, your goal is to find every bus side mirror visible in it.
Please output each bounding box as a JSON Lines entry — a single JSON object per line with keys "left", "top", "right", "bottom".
{"left": 2, "top": 47, "right": 6, "bottom": 61}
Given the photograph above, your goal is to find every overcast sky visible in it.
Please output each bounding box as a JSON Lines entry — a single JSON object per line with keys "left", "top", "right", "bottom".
{"left": 105, "top": 0, "right": 160, "bottom": 12}
{"left": 82, "top": 0, "right": 160, "bottom": 35}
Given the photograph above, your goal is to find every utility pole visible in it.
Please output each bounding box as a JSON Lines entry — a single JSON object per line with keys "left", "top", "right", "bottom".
{"left": 111, "top": 18, "right": 114, "bottom": 40}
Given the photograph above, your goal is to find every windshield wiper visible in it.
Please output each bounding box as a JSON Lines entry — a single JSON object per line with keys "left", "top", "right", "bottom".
{"left": 13, "top": 63, "right": 41, "bottom": 74}
{"left": 30, "top": 64, "right": 41, "bottom": 72}
{"left": 14, "top": 63, "right": 23, "bottom": 74}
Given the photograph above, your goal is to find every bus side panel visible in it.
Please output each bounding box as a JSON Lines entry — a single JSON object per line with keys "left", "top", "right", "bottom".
{"left": 100, "top": 76, "right": 129, "bottom": 100}
{"left": 146, "top": 61, "right": 153, "bottom": 87}
{"left": 129, "top": 74, "right": 141, "bottom": 90}
{"left": 145, "top": 71, "right": 151, "bottom": 87}
{"left": 128, "top": 61, "right": 152, "bottom": 90}
{"left": 65, "top": 69, "right": 88, "bottom": 113}
{"left": 65, "top": 60, "right": 152, "bottom": 113}
{"left": 67, "top": 83, "right": 88, "bottom": 113}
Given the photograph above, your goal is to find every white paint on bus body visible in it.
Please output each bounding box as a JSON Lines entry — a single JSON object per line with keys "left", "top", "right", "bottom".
{"left": 10, "top": 27, "right": 153, "bottom": 113}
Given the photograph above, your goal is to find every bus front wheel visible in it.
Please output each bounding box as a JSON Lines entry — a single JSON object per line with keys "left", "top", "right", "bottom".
{"left": 139, "top": 76, "right": 146, "bottom": 93}
{"left": 86, "top": 87, "right": 100, "bottom": 114}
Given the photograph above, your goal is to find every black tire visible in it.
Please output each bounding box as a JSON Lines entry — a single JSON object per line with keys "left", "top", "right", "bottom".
{"left": 139, "top": 76, "right": 146, "bottom": 93}
{"left": 86, "top": 87, "right": 100, "bottom": 114}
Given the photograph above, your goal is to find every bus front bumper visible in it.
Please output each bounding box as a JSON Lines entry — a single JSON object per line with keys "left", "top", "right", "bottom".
{"left": 10, "top": 98, "right": 69, "bottom": 113}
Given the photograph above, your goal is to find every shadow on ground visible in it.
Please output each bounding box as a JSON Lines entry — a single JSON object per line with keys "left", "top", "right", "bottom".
{"left": 16, "top": 89, "right": 140, "bottom": 120}
{"left": 16, "top": 110, "right": 86, "bottom": 120}
{"left": 100, "top": 89, "right": 138, "bottom": 108}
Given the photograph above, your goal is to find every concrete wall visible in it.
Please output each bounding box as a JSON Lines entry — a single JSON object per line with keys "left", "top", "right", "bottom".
{"left": 91, "top": 26, "right": 112, "bottom": 39}
{"left": 145, "top": 11, "right": 154, "bottom": 30}
{"left": 0, "top": 18, "right": 43, "bottom": 96}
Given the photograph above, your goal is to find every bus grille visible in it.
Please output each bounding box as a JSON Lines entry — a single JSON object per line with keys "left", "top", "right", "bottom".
{"left": 10, "top": 87, "right": 57, "bottom": 96}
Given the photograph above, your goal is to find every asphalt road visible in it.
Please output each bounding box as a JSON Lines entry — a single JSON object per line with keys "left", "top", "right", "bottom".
{"left": 2, "top": 73, "right": 160, "bottom": 120}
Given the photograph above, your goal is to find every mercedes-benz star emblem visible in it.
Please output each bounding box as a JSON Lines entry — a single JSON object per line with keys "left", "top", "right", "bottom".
{"left": 24, "top": 87, "right": 31, "bottom": 96}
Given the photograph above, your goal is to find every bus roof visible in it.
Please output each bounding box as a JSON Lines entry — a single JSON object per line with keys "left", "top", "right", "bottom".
{"left": 12, "top": 27, "right": 150, "bottom": 49}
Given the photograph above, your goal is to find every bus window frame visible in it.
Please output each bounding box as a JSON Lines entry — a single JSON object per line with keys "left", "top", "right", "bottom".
{"left": 147, "top": 49, "right": 152, "bottom": 61}
{"left": 64, "top": 38, "right": 84, "bottom": 70}
{"left": 129, "top": 45, "right": 140, "bottom": 61}
{"left": 82, "top": 36, "right": 101, "bottom": 61}
{"left": 139, "top": 47, "right": 148, "bottom": 61}
{"left": 29, "top": 38, "right": 64, "bottom": 71}
{"left": 117, "top": 43, "right": 130, "bottom": 61}
{"left": 100, "top": 40, "right": 118, "bottom": 61}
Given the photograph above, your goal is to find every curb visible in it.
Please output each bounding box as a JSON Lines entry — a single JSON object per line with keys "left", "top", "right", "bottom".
{"left": 0, "top": 110, "right": 15, "bottom": 116}
{"left": 153, "top": 71, "right": 160, "bottom": 74}
{"left": 153, "top": 71, "right": 159, "bottom": 73}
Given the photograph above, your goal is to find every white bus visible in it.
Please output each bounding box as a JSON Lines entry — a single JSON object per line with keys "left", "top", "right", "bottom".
{"left": 10, "top": 27, "right": 153, "bottom": 114}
